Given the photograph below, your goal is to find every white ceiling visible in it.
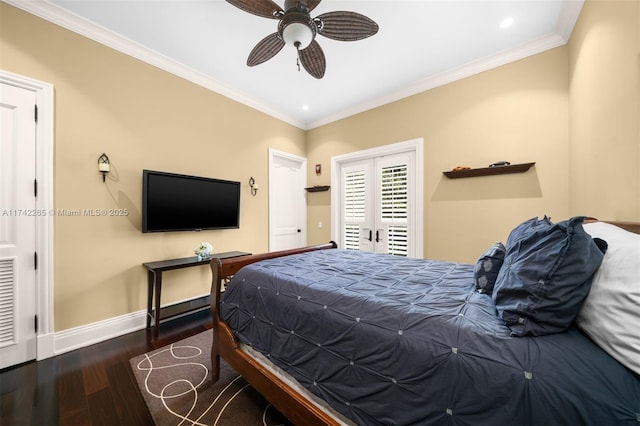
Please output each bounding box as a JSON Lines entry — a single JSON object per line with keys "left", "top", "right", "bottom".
{"left": 6, "top": 0, "right": 583, "bottom": 130}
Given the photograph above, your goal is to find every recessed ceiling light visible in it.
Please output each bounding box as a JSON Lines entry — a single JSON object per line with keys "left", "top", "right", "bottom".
{"left": 302, "top": 105, "right": 310, "bottom": 111}
{"left": 500, "top": 17, "right": 514, "bottom": 29}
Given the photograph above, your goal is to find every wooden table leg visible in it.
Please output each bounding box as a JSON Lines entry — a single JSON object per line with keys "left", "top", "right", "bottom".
{"left": 146, "top": 271, "right": 154, "bottom": 329}
{"left": 154, "top": 271, "right": 162, "bottom": 339}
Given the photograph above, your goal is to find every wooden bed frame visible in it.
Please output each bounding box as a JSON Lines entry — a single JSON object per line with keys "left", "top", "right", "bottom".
{"left": 210, "top": 241, "right": 340, "bottom": 425}
{"left": 209, "top": 220, "right": 639, "bottom": 425}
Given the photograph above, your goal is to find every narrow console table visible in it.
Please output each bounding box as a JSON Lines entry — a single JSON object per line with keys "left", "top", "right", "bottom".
{"left": 143, "top": 251, "right": 250, "bottom": 338}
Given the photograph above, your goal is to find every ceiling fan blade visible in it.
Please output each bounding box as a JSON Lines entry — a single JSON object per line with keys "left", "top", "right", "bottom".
{"left": 226, "top": 0, "right": 283, "bottom": 19}
{"left": 247, "top": 33, "right": 285, "bottom": 66}
{"left": 316, "top": 11, "right": 379, "bottom": 41}
{"left": 305, "top": 0, "right": 321, "bottom": 12}
{"left": 299, "top": 40, "right": 326, "bottom": 79}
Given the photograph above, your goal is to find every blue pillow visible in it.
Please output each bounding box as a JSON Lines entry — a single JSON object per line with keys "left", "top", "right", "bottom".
{"left": 492, "top": 216, "right": 605, "bottom": 336}
{"left": 474, "top": 242, "right": 506, "bottom": 294}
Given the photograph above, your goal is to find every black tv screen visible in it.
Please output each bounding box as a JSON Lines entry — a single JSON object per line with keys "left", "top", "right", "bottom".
{"left": 142, "top": 170, "right": 240, "bottom": 233}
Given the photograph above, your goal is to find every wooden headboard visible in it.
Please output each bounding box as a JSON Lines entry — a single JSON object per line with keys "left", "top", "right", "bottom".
{"left": 608, "top": 221, "right": 640, "bottom": 234}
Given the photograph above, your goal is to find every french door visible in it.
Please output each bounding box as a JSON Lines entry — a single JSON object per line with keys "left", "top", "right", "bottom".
{"left": 339, "top": 149, "right": 418, "bottom": 257}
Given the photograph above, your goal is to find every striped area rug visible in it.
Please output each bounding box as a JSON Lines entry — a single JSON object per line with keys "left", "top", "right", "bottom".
{"left": 129, "top": 330, "right": 291, "bottom": 425}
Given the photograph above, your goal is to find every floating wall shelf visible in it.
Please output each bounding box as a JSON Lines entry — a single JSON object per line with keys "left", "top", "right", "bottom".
{"left": 305, "top": 185, "right": 330, "bottom": 192}
{"left": 443, "top": 162, "right": 536, "bottom": 179}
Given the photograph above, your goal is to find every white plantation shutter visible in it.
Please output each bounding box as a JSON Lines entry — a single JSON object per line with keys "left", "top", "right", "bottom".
{"left": 0, "top": 258, "right": 16, "bottom": 346}
{"left": 343, "top": 169, "right": 367, "bottom": 250}
{"left": 387, "top": 226, "right": 409, "bottom": 256}
{"left": 380, "top": 164, "right": 409, "bottom": 257}
{"left": 336, "top": 141, "right": 420, "bottom": 258}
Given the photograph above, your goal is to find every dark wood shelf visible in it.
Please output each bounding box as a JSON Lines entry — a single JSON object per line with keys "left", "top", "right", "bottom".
{"left": 158, "top": 295, "right": 210, "bottom": 322}
{"left": 443, "top": 162, "right": 535, "bottom": 179}
{"left": 305, "top": 185, "right": 330, "bottom": 192}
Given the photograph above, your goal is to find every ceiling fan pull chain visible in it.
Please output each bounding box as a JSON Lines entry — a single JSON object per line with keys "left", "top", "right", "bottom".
{"left": 295, "top": 42, "right": 301, "bottom": 72}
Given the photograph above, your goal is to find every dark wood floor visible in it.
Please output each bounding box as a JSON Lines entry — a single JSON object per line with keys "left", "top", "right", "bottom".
{"left": 0, "top": 310, "right": 213, "bottom": 426}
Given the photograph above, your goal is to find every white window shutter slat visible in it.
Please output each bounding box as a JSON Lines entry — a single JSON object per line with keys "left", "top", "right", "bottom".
{"left": 0, "top": 259, "right": 16, "bottom": 345}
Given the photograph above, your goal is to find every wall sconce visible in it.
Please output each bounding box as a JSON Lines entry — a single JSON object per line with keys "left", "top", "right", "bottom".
{"left": 249, "top": 177, "right": 258, "bottom": 196}
{"left": 98, "top": 153, "right": 110, "bottom": 182}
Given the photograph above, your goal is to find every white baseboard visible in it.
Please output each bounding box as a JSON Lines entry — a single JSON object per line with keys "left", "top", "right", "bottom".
{"left": 53, "top": 309, "right": 147, "bottom": 356}
{"left": 48, "top": 293, "right": 211, "bottom": 357}
{"left": 36, "top": 332, "right": 55, "bottom": 360}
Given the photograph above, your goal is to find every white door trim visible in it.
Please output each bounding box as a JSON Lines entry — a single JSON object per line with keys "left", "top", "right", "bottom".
{"left": 0, "top": 70, "right": 55, "bottom": 360}
{"left": 331, "top": 138, "right": 424, "bottom": 257}
{"left": 268, "top": 149, "right": 307, "bottom": 251}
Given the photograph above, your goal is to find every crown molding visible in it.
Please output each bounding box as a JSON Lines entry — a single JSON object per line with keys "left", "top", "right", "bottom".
{"left": 556, "top": 0, "right": 585, "bottom": 42}
{"left": 307, "top": 0, "right": 583, "bottom": 129}
{"left": 2, "top": 0, "right": 306, "bottom": 129}
{"left": 4, "top": 0, "right": 583, "bottom": 131}
{"left": 307, "top": 32, "right": 569, "bottom": 129}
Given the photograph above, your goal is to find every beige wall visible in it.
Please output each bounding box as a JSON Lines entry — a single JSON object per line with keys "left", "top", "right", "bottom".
{"left": 308, "top": 0, "right": 640, "bottom": 262}
{"left": 1, "top": 4, "right": 306, "bottom": 331}
{"left": 568, "top": 0, "right": 640, "bottom": 220}
{"left": 307, "top": 47, "right": 570, "bottom": 262}
{"left": 2, "top": 0, "right": 638, "bottom": 333}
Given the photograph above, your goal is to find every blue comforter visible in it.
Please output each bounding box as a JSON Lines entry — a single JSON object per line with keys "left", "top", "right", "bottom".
{"left": 220, "top": 249, "right": 640, "bottom": 425}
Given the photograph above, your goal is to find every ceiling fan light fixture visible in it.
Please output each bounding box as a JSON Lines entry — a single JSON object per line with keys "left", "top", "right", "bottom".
{"left": 227, "top": 0, "right": 378, "bottom": 79}
{"left": 282, "top": 22, "right": 314, "bottom": 49}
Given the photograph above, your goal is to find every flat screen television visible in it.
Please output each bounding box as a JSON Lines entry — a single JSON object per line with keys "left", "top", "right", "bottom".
{"left": 142, "top": 169, "right": 240, "bottom": 233}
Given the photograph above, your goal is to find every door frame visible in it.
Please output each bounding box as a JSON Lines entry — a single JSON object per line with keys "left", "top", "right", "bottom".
{"left": 0, "top": 70, "right": 55, "bottom": 360}
{"left": 331, "top": 138, "right": 424, "bottom": 258}
{"left": 268, "top": 148, "right": 307, "bottom": 251}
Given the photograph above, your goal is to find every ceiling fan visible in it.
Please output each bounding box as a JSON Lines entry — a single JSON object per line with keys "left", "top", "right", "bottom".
{"left": 226, "top": 0, "right": 379, "bottom": 79}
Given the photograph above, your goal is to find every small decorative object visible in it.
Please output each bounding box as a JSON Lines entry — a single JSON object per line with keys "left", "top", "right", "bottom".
{"left": 98, "top": 153, "right": 110, "bottom": 182}
{"left": 195, "top": 242, "right": 213, "bottom": 260}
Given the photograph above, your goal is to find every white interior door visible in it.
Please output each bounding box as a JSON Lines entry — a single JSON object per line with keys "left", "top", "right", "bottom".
{"left": 269, "top": 149, "right": 307, "bottom": 251}
{"left": 0, "top": 82, "right": 37, "bottom": 369}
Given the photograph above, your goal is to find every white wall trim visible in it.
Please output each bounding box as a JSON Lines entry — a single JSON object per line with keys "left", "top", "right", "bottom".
{"left": 308, "top": 34, "right": 566, "bottom": 129}
{"left": 331, "top": 138, "right": 424, "bottom": 258}
{"left": 3, "top": 0, "right": 583, "bottom": 131}
{"left": 2, "top": 0, "right": 306, "bottom": 130}
{"left": 0, "top": 70, "right": 55, "bottom": 361}
{"left": 556, "top": 0, "right": 585, "bottom": 42}
{"left": 52, "top": 293, "right": 211, "bottom": 355}
{"left": 54, "top": 310, "right": 147, "bottom": 355}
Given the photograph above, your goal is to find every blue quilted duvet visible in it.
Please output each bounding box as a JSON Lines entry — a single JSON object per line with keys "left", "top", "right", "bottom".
{"left": 220, "top": 249, "right": 640, "bottom": 425}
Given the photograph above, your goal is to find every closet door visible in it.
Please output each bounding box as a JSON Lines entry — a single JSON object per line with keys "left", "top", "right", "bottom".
{"left": 340, "top": 151, "right": 415, "bottom": 257}
{"left": 0, "top": 82, "right": 37, "bottom": 368}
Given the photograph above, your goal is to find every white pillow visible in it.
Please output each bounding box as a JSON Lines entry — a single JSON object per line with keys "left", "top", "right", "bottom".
{"left": 576, "top": 222, "right": 640, "bottom": 375}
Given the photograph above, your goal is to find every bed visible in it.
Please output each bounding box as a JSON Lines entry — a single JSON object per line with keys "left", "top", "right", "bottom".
{"left": 209, "top": 217, "right": 640, "bottom": 425}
